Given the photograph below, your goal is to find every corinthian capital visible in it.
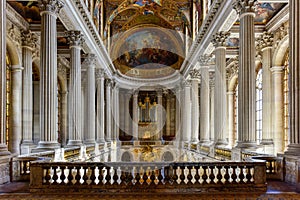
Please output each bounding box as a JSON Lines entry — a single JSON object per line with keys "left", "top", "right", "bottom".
{"left": 189, "top": 69, "right": 201, "bottom": 80}
{"left": 257, "top": 31, "right": 274, "bottom": 51}
{"left": 212, "top": 31, "right": 230, "bottom": 48}
{"left": 66, "top": 30, "right": 85, "bottom": 48}
{"left": 21, "top": 31, "right": 37, "bottom": 50}
{"left": 233, "top": 0, "right": 258, "bottom": 15}
{"left": 83, "top": 53, "right": 96, "bottom": 66}
{"left": 38, "top": 0, "right": 64, "bottom": 14}
{"left": 199, "top": 54, "right": 213, "bottom": 66}
{"left": 95, "top": 69, "right": 105, "bottom": 79}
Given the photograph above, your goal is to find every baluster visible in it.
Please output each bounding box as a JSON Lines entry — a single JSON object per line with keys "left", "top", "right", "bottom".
{"left": 67, "top": 166, "right": 74, "bottom": 185}
{"left": 135, "top": 166, "right": 141, "bottom": 185}
{"left": 142, "top": 167, "right": 148, "bottom": 185}
{"left": 186, "top": 166, "right": 193, "bottom": 185}
{"left": 194, "top": 165, "right": 200, "bottom": 185}
{"left": 239, "top": 166, "right": 245, "bottom": 184}
{"left": 60, "top": 165, "right": 66, "bottom": 185}
{"left": 231, "top": 166, "right": 238, "bottom": 184}
{"left": 150, "top": 167, "right": 156, "bottom": 185}
{"left": 82, "top": 166, "right": 88, "bottom": 185}
{"left": 90, "top": 166, "right": 96, "bottom": 185}
{"left": 113, "top": 167, "right": 119, "bottom": 185}
{"left": 98, "top": 165, "right": 104, "bottom": 185}
{"left": 22, "top": 161, "right": 27, "bottom": 175}
{"left": 128, "top": 166, "right": 134, "bottom": 185}
{"left": 245, "top": 165, "right": 252, "bottom": 183}
{"left": 172, "top": 165, "right": 179, "bottom": 185}
{"left": 208, "top": 166, "right": 215, "bottom": 184}
{"left": 202, "top": 166, "right": 208, "bottom": 184}
{"left": 179, "top": 165, "right": 185, "bottom": 185}
{"left": 75, "top": 166, "right": 82, "bottom": 185}
{"left": 223, "top": 166, "right": 230, "bottom": 184}
{"left": 216, "top": 166, "right": 223, "bottom": 184}
{"left": 163, "top": 166, "right": 170, "bottom": 185}
{"left": 44, "top": 166, "right": 51, "bottom": 184}
{"left": 120, "top": 167, "right": 126, "bottom": 185}
{"left": 105, "top": 166, "right": 112, "bottom": 185}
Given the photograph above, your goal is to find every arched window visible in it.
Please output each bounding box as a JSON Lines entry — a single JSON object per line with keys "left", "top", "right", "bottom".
{"left": 5, "top": 54, "right": 11, "bottom": 145}
{"left": 256, "top": 68, "right": 263, "bottom": 144}
{"left": 283, "top": 50, "right": 289, "bottom": 150}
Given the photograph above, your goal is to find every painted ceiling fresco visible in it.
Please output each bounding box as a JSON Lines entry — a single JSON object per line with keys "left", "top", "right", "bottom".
{"left": 8, "top": 1, "right": 40, "bottom": 23}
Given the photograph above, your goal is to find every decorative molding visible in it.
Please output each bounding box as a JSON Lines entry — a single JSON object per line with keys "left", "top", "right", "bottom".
{"left": 6, "top": 3, "right": 29, "bottom": 31}
{"left": 209, "top": 71, "right": 215, "bottom": 87}
{"left": 233, "top": 0, "right": 258, "bottom": 15}
{"left": 273, "top": 22, "right": 288, "bottom": 49}
{"left": 211, "top": 31, "right": 230, "bottom": 47}
{"left": 226, "top": 57, "right": 239, "bottom": 80}
{"left": 95, "top": 69, "right": 105, "bottom": 79}
{"left": 38, "top": 0, "right": 64, "bottom": 14}
{"left": 7, "top": 22, "right": 22, "bottom": 50}
{"left": 66, "top": 30, "right": 85, "bottom": 47}
{"left": 199, "top": 54, "right": 213, "bottom": 66}
{"left": 83, "top": 53, "right": 96, "bottom": 66}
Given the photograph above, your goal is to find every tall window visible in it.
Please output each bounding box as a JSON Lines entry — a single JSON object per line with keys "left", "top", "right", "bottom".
{"left": 283, "top": 50, "right": 289, "bottom": 150}
{"left": 256, "top": 68, "right": 263, "bottom": 144}
{"left": 234, "top": 83, "right": 238, "bottom": 144}
{"left": 5, "top": 54, "right": 11, "bottom": 145}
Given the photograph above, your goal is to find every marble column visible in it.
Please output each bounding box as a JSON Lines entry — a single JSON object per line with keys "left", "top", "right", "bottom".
{"left": 0, "top": 0, "right": 9, "bottom": 155}
{"left": 165, "top": 92, "right": 171, "bottom": 138}
{"left": 37, "top": 0, "right": 63, "bottom": 150}
{"left": 284, "top": 0, "right": 300, "bottom": 156}
{"left": 270, "top": 66, "right": 284, "bottom": 153}
{"left": 199, "top": 55, "right": 211, "bottom": 143}
{"left": 66, "top": 30, "right": 84, "bottom": 146}
{"left": 175, "top": 87, "right": 181, "bottom": 142}
{"left": 182, "top": 82, "right": 192, "bottom": 142}
{"left": 96, "top": 69, "right": 105, "bottom": 143}
{"left": 212, "top": 31, "right": 230, "bottom": 146}
{"left": 10, "top": 65, "right": 23, "bottom": 154}
{"left": 233, "top": 0, "right": 257, "bottom": 148}
{"left": 132, "top": 91, "right": 139, "bottom": 140}
{"left": 190, "top": 69, "right": 200, "bottom": 143}
{"left": 21, "top": 31, "right": 37, "bottom": 154}
{"left": 124, "top": 93, "right": 131, "bottom": 138}
{"left": 257, "top": 32, "right": 274, "bottom": 149}
{"left": 105, "top": 80, "right": 112, "bottom": 141}
{"left": 157, "top": 90, "right": 164, "bottom": 141}
{"left": 227, "top": 91, "right": 235, "bottom": 148}
{"left": 60, "top": 91, "right": 68, "bottom": 146}
{"left": 84, "top": 54, "right": 96, "bottom": 144}
{"left": 209, "top": 71, "right": 215, "bottom": 142}
{"left": 112, "top": 84, "right": 119, "bottom": 141}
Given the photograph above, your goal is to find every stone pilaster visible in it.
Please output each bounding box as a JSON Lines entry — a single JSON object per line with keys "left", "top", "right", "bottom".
{"left": 96, "top": 69, "right": 105, "bottom": 143}
{"left": 66, "top": 30, "right": 84, "bottom": 146}
{"left": 165, "top": 91, "right": 171, "bottom": 138}
{"left": 257, "top": 32, "right": 274, "bottom": 152}
{"left": 36, "top": 0, "right": 64, "bottom": 150}
{"left": 271, "top": 66, "right": 284, "bottom": 153}
{"left": 199, "top": 55, "right": 211, "bottom": 143}
{"left": 21, "top": 31, "right": 37, "bottom": 154}
{"left": 124, "top": 93, "right": 132, "bottom": 138}
{"left": 112, "top": 84, "right": 119, "bottom": 141}
{"left": 0, "top": 0, "right": 10, "bottom": 156}
{"left": 83, "top": 54, "right": 96, "bottom": 144}
{"left": 227, "top": 91, "right": 235, "bottom": 148}
{"left": 233, "top": 0, "right": 258, "bottom": 148}
{"left": 157, "top": 90, "right": 164, "bottom": 141}
{"left": 175, "top": 86, "right": 182, "bottom": 143}
{"left": 285, "top": 0, "right": 300, "bottom": 157}
{"left": 182, "top": 81, "right": 192, "bottom": 142}
{"left": 105, "top": 80, "right": 112, "bottom": 142}
{"left": 10, "top": 65, "right": 23, "bottom": 154}
{"left": 212, "top": 31, "right": 230, "bottom": 146}
{"left": 189, "top": 69, "right": 200, "bottom": 143}
{"left": 132, "top": 90, "right": 139, "bottom": 140}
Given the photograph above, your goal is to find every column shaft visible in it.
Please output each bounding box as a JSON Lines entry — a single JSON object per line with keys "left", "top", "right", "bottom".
{"left": 191, "top": 78, "right": 199, "bottom": 143}
{"left": 182, "top": 83, "right": 191, "bottom": 142}
{"left": 106, "top": 81, "right": 112, "bottom": 141}
{"left": 200, "top": 67, "right": 210, "bottom": 143}
{"left": 157, "top": 92, "right": 163, "bottom": 141}
{"left": 175, "top": 88, "right": 181, "bottom": 142}
{"left": 38, "top": 4, "right": 62, "bottom": 149}
{"left": 10, "top": 65, "right": 23, "bottom": 154}
{"left": 132, "top": 92, "right": 138, "bottom": 140}
{"left": 227, "top": 92, "right": 234, "bottom": 148}
{"left": 96, "top": 71, "right": 105, "bottom": 143}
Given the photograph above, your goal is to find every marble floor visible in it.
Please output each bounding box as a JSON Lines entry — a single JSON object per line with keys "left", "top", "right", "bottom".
{"left": 0, "top": 180, "right": 299, "bottom": 200}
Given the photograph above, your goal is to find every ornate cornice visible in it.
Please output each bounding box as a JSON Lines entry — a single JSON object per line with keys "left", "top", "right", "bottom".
{"left": 256, "top": 31, "right": 274, "bottom": 51}
{"left": 233, "top": 0, "right": 258, "bottom": 15}
{"left": 21, "top": 31, "right": 38, "bottom": 50}
{"left": 6, "top": 3, "right": 29, "bottom": 31}
{"left": 38, "top": 0, "right": 64, "bottom": 15}
{"left": 211, "top": 31, "right": 230, "bottom": 47}
{"left": 66, "top": 30, "right": 85, "bottom": 47}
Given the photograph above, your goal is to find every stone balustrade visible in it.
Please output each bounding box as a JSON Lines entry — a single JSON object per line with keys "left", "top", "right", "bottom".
{"left": 30, "top": 161, "right": 267, "bottom": 194}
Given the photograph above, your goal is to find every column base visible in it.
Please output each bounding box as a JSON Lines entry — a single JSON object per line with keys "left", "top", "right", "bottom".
{"left": 285, "top": 144, "right": 300, "bottom": 156}
{"left": 235, "top": 141, "right": 257, "bottom": 149}
{"left": 0, "top": 155, "right": 11, "bottom": 184}
{"left": 84, "top": 140, "right": 96, "bottom": 145}
{"left": 216, "top": 139, "right": 228, "bottom": 147}
{"left": 190, "top": 139, "right": 199, "bottom": 144}
{"left": 0, "top": 144, "right": 11, "bottom": 156}
{"left": 260, "top": 139, "right": 274, "bottom": 145}
{"left": 67, "top": 140, "right": 83, "bottom": 147}
{"left": 32, "top": 141, "right": 61, "bottom": 152}
{"left": 282, "top": 154, "right": 300, "bottom": 192}
{"left": 96, "top": 139, "right": 106, "bottom": 144}
{"left": 20, "top": 142, "right": 36, "bottom": 155}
